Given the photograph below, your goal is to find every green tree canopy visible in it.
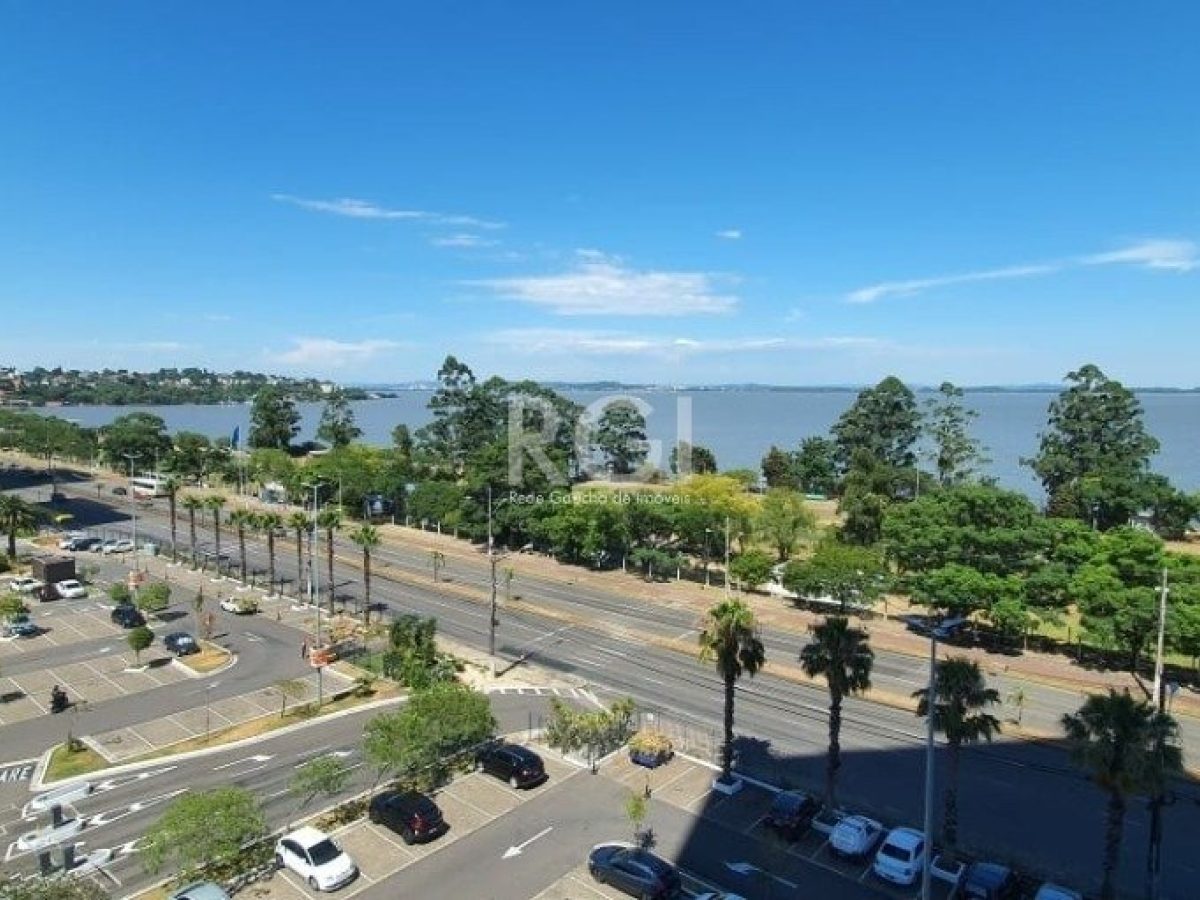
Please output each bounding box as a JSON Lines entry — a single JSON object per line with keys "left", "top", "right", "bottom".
{"left": 100, "top": 412, "right": 172, "bottom": 471}
{"left": 729, "top": 548, "right": 775, "bottom": 589}
{"left": 755, "top": 488, "right": 816, "bottom": 561}
{"left": 831, "top": 376, "right": 920, "bottom": 472}
{"left": 922, "top": 382, "right": 989, "bottom": 486}
{"left": 316, "top": 387, "right": 363, "bottom": 449}
{"left": 141, "top": 786, "right": 267, "bottom": 874}
{"left": 792, "top": 436, "right": 839, "bottom": 496}
{"left": 781, "top": 540, "right": 887, "bottom": 613}
{"left": 593, "top": 400, "right": 649, "bottom": 476}
{"left": 249, "top": 384, "right": 301, "bottom": 450}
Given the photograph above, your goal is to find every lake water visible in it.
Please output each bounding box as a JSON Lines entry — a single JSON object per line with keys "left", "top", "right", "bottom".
{"left": 31, "top": 390, "right": 1200, "bottom": 498}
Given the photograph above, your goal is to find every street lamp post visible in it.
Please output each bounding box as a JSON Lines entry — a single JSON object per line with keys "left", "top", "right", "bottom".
{"left": 920, "top": 631, "right": 938, "bottom": 900}
{"left": 303, "top": 481, "right": 325, "bottom": 708}
{"left": 723, "top": 516, "right": 731, "bottom": 598}
{"left": 486, "top": 487, "right": 511, "bottom": 677}
{"left": 122, "top": 453, "right": 141, "bottom": 571}
{"left": 703, "top": 527, "right": 712, "bottom": 587}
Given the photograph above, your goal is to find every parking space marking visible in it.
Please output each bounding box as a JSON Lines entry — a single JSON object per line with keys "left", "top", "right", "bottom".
{"left": 742, "top": 813, "right": 767, "bottom": 835}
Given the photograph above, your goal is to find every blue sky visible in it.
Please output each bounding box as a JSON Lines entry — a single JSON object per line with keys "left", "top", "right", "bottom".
{"left": 2, "top": 2, "right": 1198, "bottom": 387}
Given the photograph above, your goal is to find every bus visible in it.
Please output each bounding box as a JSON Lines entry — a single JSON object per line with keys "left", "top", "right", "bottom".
{"left": 129, "top": 475, "right": 169, "bottom": 499}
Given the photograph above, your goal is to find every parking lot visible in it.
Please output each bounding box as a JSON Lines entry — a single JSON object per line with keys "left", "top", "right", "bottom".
{"left": 0, "top": 602, "right": 122, "bottom": 657}
{"left": 247, "top": 744, "right": 580, "bottom": 900}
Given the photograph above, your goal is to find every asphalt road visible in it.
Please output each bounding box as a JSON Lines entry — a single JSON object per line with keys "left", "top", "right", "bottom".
{"left": 13, "top": 479, "right": 1200, "bottom": 897}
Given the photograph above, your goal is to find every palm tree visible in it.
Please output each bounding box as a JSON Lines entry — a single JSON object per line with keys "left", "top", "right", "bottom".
{"left": 1062, "top": 690, "right": 1183, "bottom": 900}
{"left": 162, "top": 476, "right": 181, "bottom": 562}
{"left": 181, "top": 495, "right": 204, "bottom": 567}
{"left": 257, "top": 512, "right": 284, "bottom": 596}
{"left": 204, "top": 495, "right": 227, "bottom": 572}
{"left": 0, "top": 494, "right": 37, "bottom": 559}
{"left": 913, "top": 657, "right": 1001, "bottom": 861}
{"left": 287, "top": 511, "right": 312, "bottom": 598}
{"left": 800, "top": 616, "right": 874, "bottom": 810}
{"left": 349, "top": 524, "right": 381, "bottom": 625}
{"left": 698, "top": 598, "right": 766, "bottom": 783}
{"left": 316, "top": 507, "right": 342, "bottom": 612}
{"left": 228, "top": 508, "right": 254, "bottom": 583}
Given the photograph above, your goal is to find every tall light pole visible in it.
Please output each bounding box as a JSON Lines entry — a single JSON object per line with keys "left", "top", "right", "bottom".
{"left": 304, "top": 481, "right": 325, "bottom": 708}
{"left": 1151, "top": 568, "right": 1170, "bottom": 708}
{"left": 122, "top": 452, "right": 141, "bottom": 571}
{"left": 920, "top": 631, "right": 938, "bottom": 900}
{"left": 723, "top": 515, "right": 731, "bottom": 598}
{"left": 1147, "top": 567, "right": 1171, "bottom": 900}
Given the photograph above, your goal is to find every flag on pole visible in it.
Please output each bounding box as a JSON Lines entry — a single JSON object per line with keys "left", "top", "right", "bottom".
{"left": 231, "top": 425, "right": 240, "bottom": 450}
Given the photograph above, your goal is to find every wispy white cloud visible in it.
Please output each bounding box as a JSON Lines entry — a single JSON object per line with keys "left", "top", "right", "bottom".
{"left": 474, "top": 252, "right": 738, "bottom": 316}
{"left": 268, "top": 337, "right": 403, "bottom": 369}
{"left": 486, "top": 328, "right": 884, "bottom": 358}
{"left": 272, "top": 194, "right": 504, "bottom": 230}
{"left": 431, "top": 233, "right": 499, "bottom": 248}
{"left": 848, "top": 238, "right": 1196, "bottom": 303}
{"left": 715, "top": 229, "right": 743, "bottom": 240}
{"left": 1082, "top": 238, "right": 1197, "bottom": 272}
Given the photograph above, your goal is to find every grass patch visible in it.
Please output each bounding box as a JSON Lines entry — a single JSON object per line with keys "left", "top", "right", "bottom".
{"left": 45, "top": 743, "right": 107, "bottom": 781}
{"left": 176, "top": 641, "right": 232, "bottom": 674}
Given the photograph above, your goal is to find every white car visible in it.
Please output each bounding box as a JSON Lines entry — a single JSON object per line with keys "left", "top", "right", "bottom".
{"left": 830, "top": 814, "right": 884, "bottom": 858}
{"left": 275, "top": 826, "right": 358, "bottom": 892}
{"left": 54, "top": 580, "right": 88, "bottom": 599}
{"left": 7, "top": 576, "right": 43, "bottom": 594}
{"left": 220, "top": 596, "right": 257, "bottom": 614}
{"left": 103, "top": 539, "right": 135, "bottom": 554}
{"left": 58, "top": 531, "right": 88, "bottom": 550}
{"left": 872, "top": 827, "right": 927, "bottom": 886}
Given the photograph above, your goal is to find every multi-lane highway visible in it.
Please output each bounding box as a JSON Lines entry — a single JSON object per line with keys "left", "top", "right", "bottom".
{"left": 9, "top": 475, "right": 1200, "bottom": 897}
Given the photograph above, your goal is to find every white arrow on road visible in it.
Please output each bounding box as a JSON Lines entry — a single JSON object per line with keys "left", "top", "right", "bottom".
{"left": 86, "top": 789, "right": 187, "bottom": 828}
{"left": 502, "top": 825, "right": 553, "bottom": 859}
{"left": 724, "top": 861, "right": 798, "bottom": 889}
{"left": 213, "top": 754, "right": 272, "bottom": 770}
{"left": 94, "top": 765, "right": 178, "bottom": 794}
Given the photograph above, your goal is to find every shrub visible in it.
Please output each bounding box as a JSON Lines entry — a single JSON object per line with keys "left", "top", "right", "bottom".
{"left": 108, "top": 582, "right": 132, "bottom": 604}
{"left": 628, "top": 729, "right": 673, "bottom": 757}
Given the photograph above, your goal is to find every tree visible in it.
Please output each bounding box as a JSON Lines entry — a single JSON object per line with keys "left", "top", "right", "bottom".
{"left": 181, "top": 494, "right": 204, "bottom": 567}
{"left": 781, "top": 541, "right": 886, "bottom": 613}
{"left": 350, "top": 523, "right": 381, "bottom": 624}
{"left": 760, "top": 445, "right": 793, "bottom": 489}
{"left": 100, "top": 412, "right": 172, "bottom": 469}
{"left": 669, "top": 441, "right": 717, "bottom": 476}
{"left": 203, "top": 495, "right": 227, "bottom": 570}
{"left": 317, "top": 506, "right": 342, "bottom": 612}
{"left": 290, "top": 755, "right": 352, "bottom": 817}
{"left": 698, "top": 599, "right": 766, "bottom": 783}
{"left": 793, "top": 436, "right": 839, "bottom": 496}
{"left": 0, "top": 877, "right": 110, "bottom": 900}
{"left": 257, "top": 511, "right": 283, "bottom": 596}
{"left": 545, "top": 697, "right": 637, "bottom": 769}
{"left": 1061, "top": 690, "right": 1182, "bottom": 900}
{"left": 192, "top": 589, "right": 205, "bottom": 634}
{"left": 228, "top": 507, "right": 255, "bottom": 583}
{"left": 1027, "top": 365, "right": 1159, "bottom": 527}
{"left": 831, "top": 376, "right": 921, "bottom": 472}
{"left": 0, "top": 594, "right": 28, "bottom": 619}
{"left": 0, "top": 494, "right": 36, "bottom": 558}
{"left": 141, "top": 786, "right": 266, "bottom": 875}
{"left": 249, "top": 384, "right": 301, "bottom": 450}
{"left": 316, "top": 387, "right": 362, "bottom": 449}
{"left": 755, "top": 488, "right": 815, "bottom": 561}
{"left": 136, "top": 581, "right": 172, "bottom": 614}
{"left": 162, "top": 475, "right": 181, "bottom": 562}
{"left": 362, "top": 683, "right": 496, "bottom": 789}
{"left": 922, "top": 382, "right": 989, "bottom": 486}
{"left": 728, "top": 549, "right": 774, "bottom": 590}
{"left": 127, "top": 625, "right": 154, "bottom": 664}
{"left": 800, "top": 616, "right": 874, "bottom": 809}
{"left": 593, "top": 400, "right": 648, "bottom": 476}
{"left": 913, "top": 658, "right": 1001, "bottom": 861}
{"left": 287, "top": 511, "right": 312, "bottom": 596}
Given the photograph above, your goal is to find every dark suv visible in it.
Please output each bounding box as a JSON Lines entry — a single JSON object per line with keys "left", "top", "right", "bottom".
{"left": 111, "top": 604, "right": 145, "bottom": 629}
{"left": 476, "top": 743, "right": 547, "bottom": 788}
{"left": 764, "top": 789, "right": 820, "bottom": 839}
{"left": 367, "top": 790, "right": 446, "bottom": 844}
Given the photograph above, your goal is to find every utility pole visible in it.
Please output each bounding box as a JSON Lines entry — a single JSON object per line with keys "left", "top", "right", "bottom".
{"left": 1147, "top": 567, "right": 1170, "bottom": 900}
{"left": 723, "top": 515, "right": 731, "bottom": 598}
{"left": 122, "top": 453, "right": 141, "bottom": 571}
{"left": 305, "top": 481, "right": 324, "bottom": 708}
{"left": 488, "top": 486, "right": 498, "bottom": 677}
{"left": 920, "top": 631, "right": 937, "bottom": 900}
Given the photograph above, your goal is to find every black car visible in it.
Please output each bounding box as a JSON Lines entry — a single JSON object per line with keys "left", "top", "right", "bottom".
{"left": 476, "top": 743, "right": 547, "bottom": 789}
{"left": 164, "top": 632, "right": 199, "bottom": 656}
{"left": 67, "top": 536, "right": 101, "bottom": 552}
{"left": 367, "top": 790, "right": 446, "bottom": 844}
{"left": 963, "top": 862, "right": 1020, "bottom": 900}
{"left": 763, "top": 789, "right": 820, "bottom": 839}
{"left": 588, "top": 843, "right": 682, "bottom": 899}
{"left": 110, "top": 604, "right": 145, "bottom": 628}
{"left": 112, "top": 486, "right": 127, "bottom": 495}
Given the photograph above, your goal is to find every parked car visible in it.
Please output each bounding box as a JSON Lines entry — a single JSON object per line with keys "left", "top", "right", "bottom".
{"left": 3, "top": 614, "right": 38, "bottom": 638}
{"left": 66, "top": 536, "right": 101, "bottom": 551}
{"left": 37, "top": 583, "right": 62, "bottom": 602}
{"left": 367, "top": 790, "right": 446, "bottom": 844}
{"left": 763, "top": 789, "right": 820, "bottom": 840}
{"left": 103, "top": 539, "right": 135, "bottom": 555}
{"left": 58, "top": 532, "right": 88, "bottom": 550}
{"left": 110, "top": 604, "right": 145, "bottom": 629}
{"left": 830, "top": 815, "right": 884, "bottom": 858}
{"left": 164, "top": 632, "right": 200, "bottom": 656}
{"left": 111, "top": 486, "right": 127, "bottom": 496}
{"left": 93, "top": 540, "right": 117, "bottom": 554}
{"left": 932, "top": 616, "right": 973, "bottom": 643}
{"left": 219, "top": 596, "right": 258, "bottom": 614}
{"left": 54, "top": 580, "right": 88, "bottom": 599}
{"left": 963, "top": 861, "right": 1020, "bottom": 899}
{"left": 475, "top": 742, "right": 547, "bottom": 789}
{"left": 872, "top": 827, "right": 927, "bottom": 886}
{"left": 7, "top": 576, "right": 43, "bottom": 594}
{"left": 1034, "top": 884, "right": 1083, "bottom": 900}
{"left": 274, "top": 826, "right": 358, "bottom": 892}
{"left": 588, "top": 842, "right": 683, "bottom": 899}
{"left": 168, "top": 882, "right": 231, "bottom": 900}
